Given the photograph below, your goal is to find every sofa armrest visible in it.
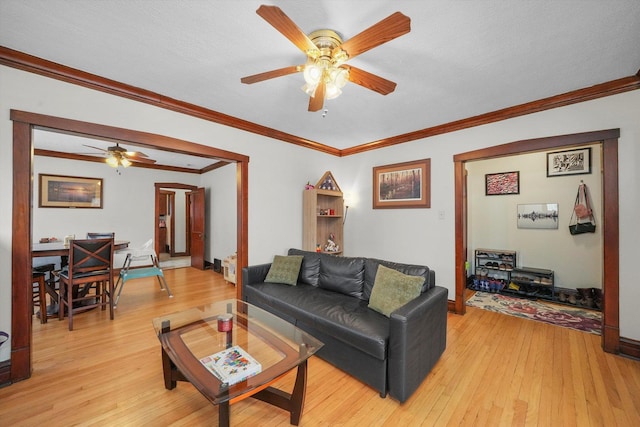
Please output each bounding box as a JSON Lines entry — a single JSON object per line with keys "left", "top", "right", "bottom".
{"left": 387, "top": 285, "right": 448, "bottom": 403}
{"left": 241, "top": 263, "right": 272, "bottom": 301}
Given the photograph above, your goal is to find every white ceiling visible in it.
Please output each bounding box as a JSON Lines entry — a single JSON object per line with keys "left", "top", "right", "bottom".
{"left": 2, "top": 0, "right": 640, "bottom": 156}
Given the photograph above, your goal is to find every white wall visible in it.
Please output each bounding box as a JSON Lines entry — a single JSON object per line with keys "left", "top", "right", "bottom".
{"left": 0, "top": 65, "right": 338, "bottom": 361}
{"left": 466, "top": 145, "right": 602, "bottom": 290}
{"left": 339, "top": 90, "right": 639, "bottom": 342}
{"left": 1, "top": 65, "right": 639, "bottom": 363}
{"left": 33, "top": 156, "right": 200, "bottom": 248}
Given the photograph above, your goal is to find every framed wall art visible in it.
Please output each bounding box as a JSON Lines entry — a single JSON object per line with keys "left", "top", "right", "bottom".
{"left": 517, "top": 203, "right": 559, "bottom": 229}
{"left": 39, "top": 174, "right": 103, "bottom": 208}
{"left": 485, "top": 171, "right": 520, "bottom": 195}
{"left": 373, "top": 158, "right": 431, "bottom": 209}
{"left": 547, "top": 147, "right": 591, "bottom": 177}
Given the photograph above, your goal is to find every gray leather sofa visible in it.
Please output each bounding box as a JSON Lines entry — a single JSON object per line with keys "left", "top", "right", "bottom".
{"left": 241, "top": 248, "right": 448, "bottom": 403}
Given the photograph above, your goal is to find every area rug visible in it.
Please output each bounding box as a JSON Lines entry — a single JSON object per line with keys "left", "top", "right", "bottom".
{"left": 466, "top": 291, "right": 602, "bottom": 334}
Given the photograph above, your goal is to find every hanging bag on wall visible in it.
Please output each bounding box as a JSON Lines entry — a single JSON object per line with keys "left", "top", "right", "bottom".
{"left": 569, "top": 182, "right": 596, "bottom": 235}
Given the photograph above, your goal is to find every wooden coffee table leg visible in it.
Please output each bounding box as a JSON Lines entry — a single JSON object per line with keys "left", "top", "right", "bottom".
{"left": 289, "top": 360, "right": 307, "bottom": 425}
{"left": 251, "top": 360, "right": 308, "bottom": 426}
{"left": 219, "top": 401, "right": 230, "bottom": 427}
{"left": 161, "top": 347, "right": 177, "bottom": 390}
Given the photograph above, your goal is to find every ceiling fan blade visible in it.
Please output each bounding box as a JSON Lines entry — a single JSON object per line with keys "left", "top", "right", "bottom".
{"left": 241, "top": 65, "right": 302, "bottom": 84}
{"left": 334, "top": 12, "right": 411, "bottom": 60}
{"left": 127, "top": 156, "right": 156, "bottom": 164}
{"left": 346, "top": 66, "right": 397, "bottom": 95}
{"left": 308, "top": 81, "right": 326, "bottom": 112}
{"left": 256, "top": 5, "right": 317, "bottom": 54}
{"left": 83, "top": 144, "right": 108, "bottom": 153}
{"left": 125, "top": 151, "right": 149, "bottom": 158}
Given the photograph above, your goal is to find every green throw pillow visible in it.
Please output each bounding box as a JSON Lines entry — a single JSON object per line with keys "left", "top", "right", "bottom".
{"left": 264, "top": 255, "right": 304, "bottom": 286}
{"left": 368, "top": 264, "right": 425, "bottom": 317}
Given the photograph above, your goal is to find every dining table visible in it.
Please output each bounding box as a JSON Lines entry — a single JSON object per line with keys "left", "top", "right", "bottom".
{"left": 32, "top": 239, "right": 130, "bottom": 257}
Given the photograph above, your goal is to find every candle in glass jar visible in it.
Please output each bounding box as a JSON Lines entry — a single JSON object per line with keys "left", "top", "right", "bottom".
{"left": 217, "top": 313, "right": 233, "bottom": 332}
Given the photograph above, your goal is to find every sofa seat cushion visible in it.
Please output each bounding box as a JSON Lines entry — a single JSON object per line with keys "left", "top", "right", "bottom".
{"left": 246, "top": 282, "right": 388, "bottom": 360}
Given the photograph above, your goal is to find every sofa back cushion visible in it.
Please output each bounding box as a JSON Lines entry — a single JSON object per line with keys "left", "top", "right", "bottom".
{"left": 318, "top": 254, "right": 365, "bottom": 298}
{"left": 364, "top": 258, "right": 434, "bottom": 300}
{"left": 288, "top": 248, "right": 321, "bottom": 286}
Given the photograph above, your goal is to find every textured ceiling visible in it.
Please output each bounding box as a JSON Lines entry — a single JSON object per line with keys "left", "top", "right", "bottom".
{"left": 2, "top": 0, "right": 639, "bottom": 154}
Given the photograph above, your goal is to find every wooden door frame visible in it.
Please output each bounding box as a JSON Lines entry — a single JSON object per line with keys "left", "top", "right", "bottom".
{"left": 155, "top": 184, "right": 197, "bottom": 258}
{"left": 8, "top": 110, "right": 250, "bottom": 384}
{"left": 453, "top": 129, "right": 620, "bottom": 354}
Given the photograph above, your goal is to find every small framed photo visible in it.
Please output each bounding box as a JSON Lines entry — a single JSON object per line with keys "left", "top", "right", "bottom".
{"left": 485, "top": 171, "right": 519, "bottom": 196}
{"left": 39, "top": 174, "right": 103, "bottom": 208}
{"left": 373, "top": 158, "right": 430, "bottom": 209}
{"left": 517, "top": 203, "right": 559, "bottom": 229}
{"left": 547, "top": 147, "right": 591, "bottom": 177}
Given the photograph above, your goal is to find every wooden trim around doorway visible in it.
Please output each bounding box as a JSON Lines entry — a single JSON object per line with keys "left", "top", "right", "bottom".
{"left": 453, "top": 129, "right": 621, "bottom": 355}
{"left": 9, "top": 110, "right": 249, "bottom": 385}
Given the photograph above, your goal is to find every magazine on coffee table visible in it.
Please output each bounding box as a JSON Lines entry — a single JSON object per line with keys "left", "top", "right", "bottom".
{"left": 200, "top": 345, "right": 262, "bottom": 386}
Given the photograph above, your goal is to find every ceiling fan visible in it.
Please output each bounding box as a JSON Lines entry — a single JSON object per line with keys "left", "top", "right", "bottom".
{"left": 241, "top": 5, "right": 411, "bottom": 112}
{"left": 83, "top": 143, "right": 156, "bottom": 168}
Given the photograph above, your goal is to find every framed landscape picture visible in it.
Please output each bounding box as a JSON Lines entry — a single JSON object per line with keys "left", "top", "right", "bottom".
{"left": 39, "top": 174, "right": 103, "bottom": 208}
{"left": 373, "top": 158, "right": 431, "bottom": 209}
{"left": 547, "top": 147, "right": 591, "bottom": 177}
{"left": 485, "top": 171, "right": 520, "bottom": 195}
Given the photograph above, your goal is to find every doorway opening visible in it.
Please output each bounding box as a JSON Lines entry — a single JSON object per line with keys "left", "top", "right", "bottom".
{"left": 453, "top": 129, "right": 620, "bottom": 354}
{"left": 10, "top": 110, "right": 249, "bottom": 384}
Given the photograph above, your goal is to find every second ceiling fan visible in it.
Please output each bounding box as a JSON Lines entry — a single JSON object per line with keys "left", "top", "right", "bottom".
{"left": 241, "top": 5, "right": 411, "bottom": 112}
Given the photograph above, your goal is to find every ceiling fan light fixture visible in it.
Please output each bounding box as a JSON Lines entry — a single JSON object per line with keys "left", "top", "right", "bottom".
{"left": 330, "top": 67, "right": 349, "bottom": 88}
{"left": 106, "top": 152, "right": 132, "bottom": 168}
{"left": 325, "top": 85, "right": 341, "bottom": 100}
{"left": 303, "top": 61, "right": 323, "bottom": 85}
{"left": 302, "top": 82, "right": 318, "bottom": 97}
{"left": 106, "top": 155, "right": 119, "bottom": 168}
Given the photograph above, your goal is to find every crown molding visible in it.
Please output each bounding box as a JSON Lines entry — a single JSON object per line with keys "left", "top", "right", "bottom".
{"left": 341, "top": 74, "right": 640, "bottom": 156}
{"left": 0, "top": 46, "right": 339, "bottom": 156}
{"left": 2, "top": 46, "right": 638, "bottom": 157}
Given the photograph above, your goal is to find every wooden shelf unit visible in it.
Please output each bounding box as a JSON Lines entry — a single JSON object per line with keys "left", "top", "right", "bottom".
{"left": 303, "top": 189, "right": 344, "bottom": 254}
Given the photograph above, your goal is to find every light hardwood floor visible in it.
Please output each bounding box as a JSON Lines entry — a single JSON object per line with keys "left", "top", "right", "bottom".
{"left": 1, "top": 267, "right": 639, "bottom": 426}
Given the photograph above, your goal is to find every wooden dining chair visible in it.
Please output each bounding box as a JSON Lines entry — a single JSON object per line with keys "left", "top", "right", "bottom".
{"left": 86, "top": 232, "right": 115, "bottom": 239}
{"left": 58, "top": 238, "right": 115, "bottom": 331}
{"left": 32, "top": 263, "right": 58, "bottom": 324}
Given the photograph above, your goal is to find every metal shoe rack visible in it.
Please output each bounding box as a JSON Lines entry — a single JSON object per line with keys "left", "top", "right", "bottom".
{"left": 473, "top": 248, "right": 555, "bottom": 301}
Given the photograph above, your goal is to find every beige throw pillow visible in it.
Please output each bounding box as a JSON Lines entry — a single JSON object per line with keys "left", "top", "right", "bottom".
{"left": 264, "top": 255, "right": 304, "bottom": 286}
{"left": 368, "top": 264, "right": 425, "bottom": 317}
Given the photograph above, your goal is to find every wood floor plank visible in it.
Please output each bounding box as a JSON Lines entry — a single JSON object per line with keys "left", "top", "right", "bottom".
{"left": 1, "top": 268, "right": 639, "bottom": 426}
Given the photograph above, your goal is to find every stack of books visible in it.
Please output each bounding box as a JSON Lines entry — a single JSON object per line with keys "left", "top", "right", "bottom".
{"left": 200, "top": 345, "right": 262, "bottom": 386}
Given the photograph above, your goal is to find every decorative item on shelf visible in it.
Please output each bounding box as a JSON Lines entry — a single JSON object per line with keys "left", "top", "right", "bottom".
{"left": 315, "top": 244, "right": 322, "bottom": 253}
{"left": 324, "top": 233, "right": 340, "bottom": 253}
{"left": 304, "top": 181, "right": 315, "bottom": 190}
{"left": 315, "top": 171, "right": 341, "bottom": 192}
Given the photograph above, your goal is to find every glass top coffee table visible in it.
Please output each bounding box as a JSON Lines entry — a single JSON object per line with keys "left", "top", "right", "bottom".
{"left": 152, "top": 299, "right": 323, "bottom": 426}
